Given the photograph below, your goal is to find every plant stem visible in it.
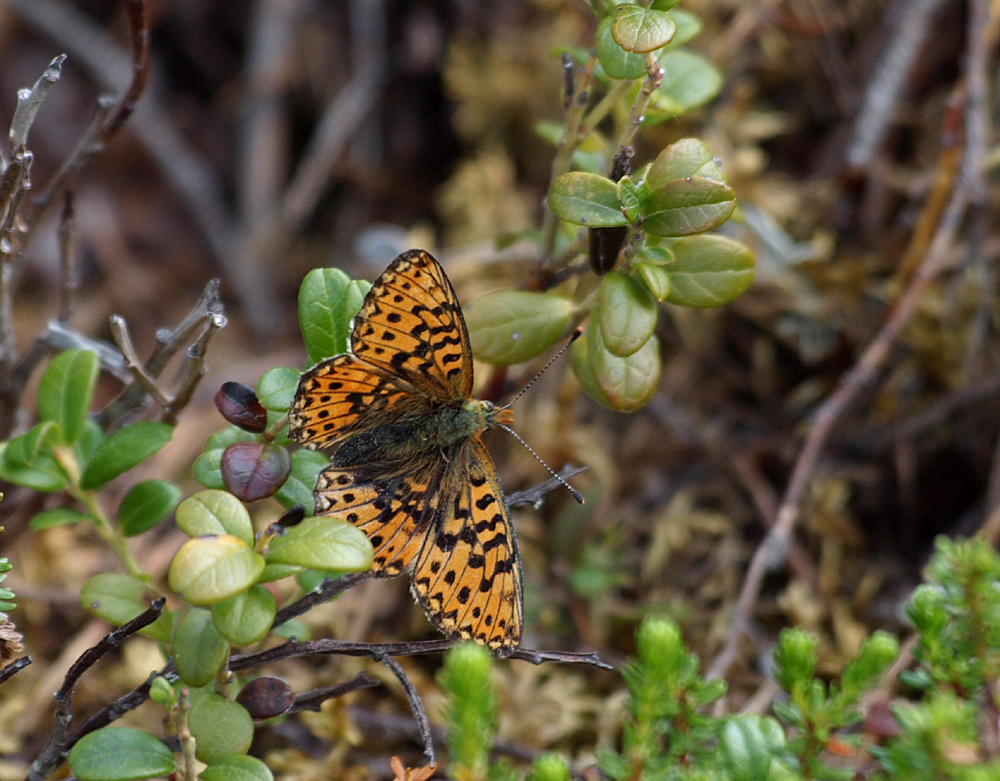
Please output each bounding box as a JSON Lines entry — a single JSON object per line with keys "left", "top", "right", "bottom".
{"left": 51, "top": 446, "right": 144, "bottom": 578}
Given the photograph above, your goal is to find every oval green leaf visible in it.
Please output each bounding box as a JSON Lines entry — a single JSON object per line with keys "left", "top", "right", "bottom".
{"left": 570, "top": 335, "right": 615, "bottom": 410}
{"left": 173, "top": 608, "right": 230, "bottom": 688}
{"left": 80, "top": 573, "right": 172, "bottom": 642}
{"left": 3, "top": 421, "right": 58, "bottom": 466}
{"left": 118, "top": 479, "right": 182, "bottom": 537}
{"left": 79, "top": 422, "right": 173, "bottom": 490}
{"left": 587, "top": 320, "right": 661, "bottom": 411}
{"left": 189, "top": 694, "right": 254, "bottom": 763}
{"left": 646, "top": 138, "right": 726, "bottom": 191}
{"left": 597, "top": 271, "right": 658, "bottom": 357}
{"left": 611, "top": 5, "right": 676, "bottom": 53}
{"left": 275, "top": 448, "right": 329, "bottom": 512}
{"left": 67, "top": 726, "right": 176, "bottom": 781}
{"left": 175, "top": 489, "right": 254, "bottom": 545}
{"left": 595, "top": 15, "right": 646, "bottom": 80}
{"left": 37, "top": 350, "right": 100, "bottom": 445}
{"left": 0, "top": 447, "right": 66, "bottom": 492}
{"left": 200, "top": 755, "right": 274, "bottom": 781}
{"left": 168, "top": 535, "right": 266, "bottom": 605}
{"left": 548, "top": 172, "right": 628, "bottom": 228}
{"left": 256, "top": 367, "right": 300, "bottom": 412}
{"left": 664, "top": 235, "right": 755, "bottom": 308}
{"left": 653, "top": 50, "right": 723, "bottom": 116}
{"left": 265, "top": 516, "right": 373, "bottom": 572}
{"left": 636, "top": 262, "right": 672, "bottom": 301}
{"left": 29, "top": 508, "right": 92, "bottom": 531}
{"left": 211, "top": 584, "right": 276, "bottom": 646}
{"left": 465, "top": 291, "right": 574, "bottom": 366}
{"left": 641, "top": 176, "right": 736, "bottom": 237}
{"left": 299, "top": 269, "right": 370, "bottom": 365}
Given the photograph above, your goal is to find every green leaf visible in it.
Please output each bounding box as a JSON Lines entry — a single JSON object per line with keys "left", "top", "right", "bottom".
{"left": 660, "top": 9, "right": 700, "bottom": 47}
{"left": 200, "top": 755, "right": 274, "bottom": 781}
{"left": 80, "top": 573, "right": 171, "bottom": 642}
{"left": 275, "top": 448, "right": 329, "bottom": 512}
{"left": 173, "top": 608, "right": 230, "bottom": 688}
{"left": 548, "top": 172, "right": 627, "bottom": 228}
{"left": 652, "top": 49, "right": 723, "bottom": 116}
{"left": 256, "top": 367, "right": 300, "bottom": 412}
{"left": 188, "top": 694, "right": 254, "bottom": 763}
{"left": 118, "top": 480, "right": 182, "bottom": 537}
{"left": 465, "top": 291, "right": 574, "bottom": 366}
{"left": 175, "top": 489, "right": 254, "bottom": 546}
{"left": 663, "top": 235, "right": 755, "bottom": 308}
{"left": 299, "top": 269, "right": 370, "bottom": 365}
{"left": 597, "top": 271, "right": 658, "bottom": 357}
{"left": 635, "top": 262, "right": 671, "bottom": 301}
{"left": 570, "top": 333, "right": 615, "bottom": 410}
{"left": 67, "top": 726, "right": 176, "bottom": 781}
{"left": 193, "top": 450, "right": 226, "bottom": 490}
{"left": 641, "top": 176, "right": 736, "bottom": 237}
{"left": 79, "top": 422, "right": 173, "bottom": 490}
{"left": 29, "top": 508, "right": 92, "bottom": 530}
{"left": 586, "top": 319, "right": 661, "bottom": 411}
{"left": 616, "top": 176, "right": 645, "bottom": 223}
{"left": 720, "top": 715, "right": 785, "bottom": 781}
{"left": 611, "top": 5, "right": 676, "bottom": 53}
{"left": 0, "top": 445, "right": 66, "bottom": 491}
{"left": 595, "top": 15, "right": 646, "bottom": 80}
{"left": 265, "top": 516, "right": 373, "bottom": 572}
{"left": 646, "top": 138, "right": 726, "bottom": 190}
{"left": 74, "top": 419, "right": 106, "bottom": 463}
{"left": 168, "top": 535, "right": 266, "bottom": 606}
{"left": 3, "top": 421, "right": 57, "bottom": 466}
{"left": 258, "top": 562, "right": 303, "bottom": 583}
{"left": 37, "top": 350, "right": 100, "bottom": 445}
{"left": 211, "top": 584, "right": 276, "bottom": 646}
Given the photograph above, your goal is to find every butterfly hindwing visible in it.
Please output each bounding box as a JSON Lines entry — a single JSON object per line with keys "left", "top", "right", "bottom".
{"left": 350, "top": 249, "right": 474, "bottom": 401}
{"left": 410, "top": 439, "right": 523, "bottom": 649}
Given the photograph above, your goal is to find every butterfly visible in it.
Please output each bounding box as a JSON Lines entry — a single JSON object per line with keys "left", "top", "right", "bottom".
{"left": 288, "top": 249, "right": 523, "bottom": 649}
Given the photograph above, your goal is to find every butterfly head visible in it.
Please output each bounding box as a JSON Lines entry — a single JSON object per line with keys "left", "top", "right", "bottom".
{"left": 478, "top": 399, "right": 515, "bottom": 429}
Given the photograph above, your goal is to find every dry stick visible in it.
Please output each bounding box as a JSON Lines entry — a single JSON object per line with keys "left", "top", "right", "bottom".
{"left": 56, "top": 192, "right": 75, "bottom": 323}
{"left": 378, "top": 654, "right": 435, "bottom": 765}
{"left": 845, "top": 0, "right": 951, "bottom": 170}
{"left": 286, "top": 671, "right": 381, "bottom": 715}
{"left": 28, "top": 0, "right": 149, "bottom": 227}
{"left": 162, "top": 313, "right": 228, "bottom": 425}
{"left": 707, "top": 182, "right": 971, "bottom": 683}
{"left": 28, "top": 598, "right": 166, "bottom": 781}
{"left": 0, "top": 656, "right": 32, "bottom": 686}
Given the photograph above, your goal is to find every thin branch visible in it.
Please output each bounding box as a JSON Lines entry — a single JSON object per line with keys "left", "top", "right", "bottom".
{"left": 708, "top": 152, "right": 973, "bottom": 683}
{"left": 108, "top": 315, "right": 171, "bottom": 407}
{"left": 274, "top": 572, "right": 372, "bottom": 628}
{"left": 507, "top": 465, "right": 588, "bottom": 508}
{"left": 9, "top": 54, "right": 66, "bottom": 149}
{"left": 845, "top": 0, "right": 951, "bottom": 170}
{"left": 0, "top": 655, "right": 32, "bottom": 686}
{"left": 285, "top": 671, "right": 381, "bottom": 715}
{"left": 28, "top": 598, "right": 166, "bottom": 781}
{"left": 56, "top": 192, "right": 75, "bottom": 323}
{"left": 162, "top": 312, "right": 227, "bottom": 425}
{"left": 30, "top": 0, "right": 149, "bottom": 218}
{"left": 378, "top": 654, "right": 434, "bottom": 766}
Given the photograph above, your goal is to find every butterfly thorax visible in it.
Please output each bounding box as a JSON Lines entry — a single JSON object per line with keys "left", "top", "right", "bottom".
{"left": 333, "top": 399, "right": 512, "bottom": 468}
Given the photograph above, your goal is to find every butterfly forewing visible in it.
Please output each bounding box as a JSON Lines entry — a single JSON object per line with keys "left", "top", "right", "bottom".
{"left": 288, "top": 354, "right": 417, "bottom": 450}
{"left": 350, "top": 250, "right": 473, "bottom": 400}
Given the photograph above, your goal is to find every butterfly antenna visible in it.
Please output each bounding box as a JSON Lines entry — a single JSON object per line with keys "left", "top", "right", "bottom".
{"left": 499, "top": 326, "right": 584, "bottom": 412}
{"left": 497, "top": 422, "right": 585, "bottom": 504}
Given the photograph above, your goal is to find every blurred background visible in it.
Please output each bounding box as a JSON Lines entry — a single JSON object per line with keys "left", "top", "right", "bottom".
{"left": 1, "top": 0, "right": 996, "bottom": 773}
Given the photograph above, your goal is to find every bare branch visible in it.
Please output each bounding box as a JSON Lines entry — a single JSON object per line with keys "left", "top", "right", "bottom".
{"left": 9, "top": 54, "right": 66, "bottom": 149}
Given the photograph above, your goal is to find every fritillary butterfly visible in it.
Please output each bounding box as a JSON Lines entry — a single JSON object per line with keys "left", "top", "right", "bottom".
{"left": 288, "top": 249, "right": 523, "bottom": 649}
